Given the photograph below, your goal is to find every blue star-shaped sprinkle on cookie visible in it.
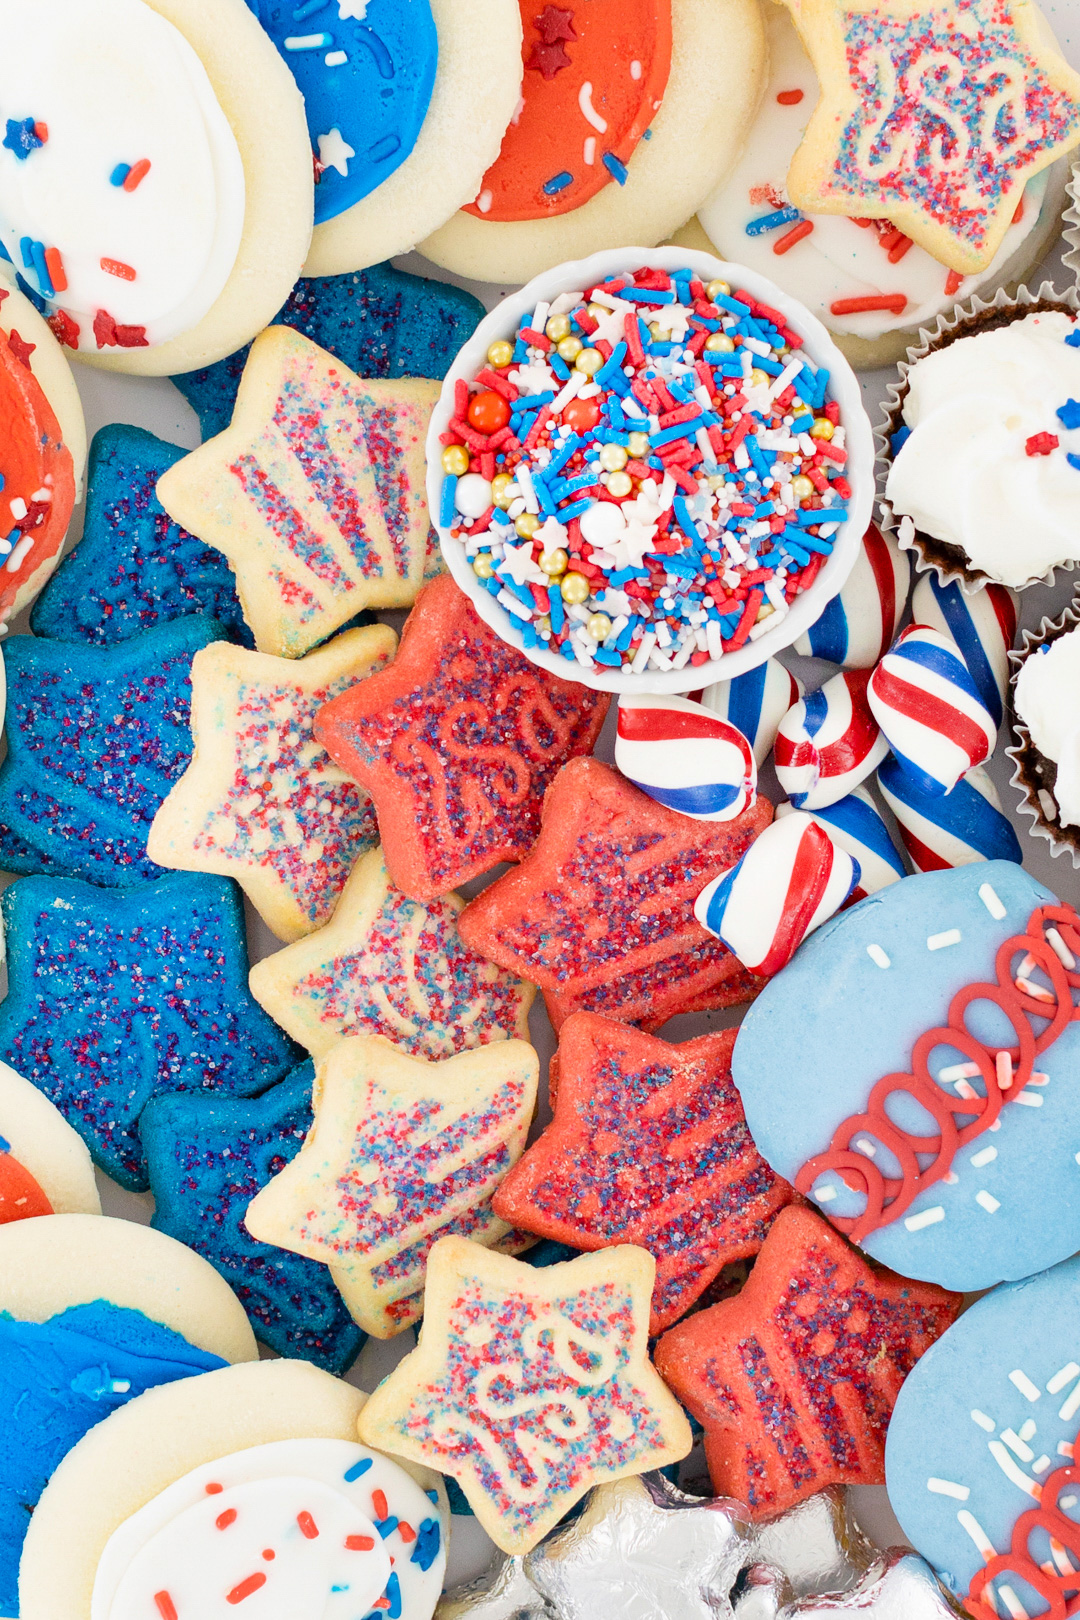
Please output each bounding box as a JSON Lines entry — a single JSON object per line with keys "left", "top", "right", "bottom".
{"left": 0, "top": 871, "right": 301, "bottom": 1189}
{"left": 171, "top": 263, "right": 485, "bottom": 439}
{"left": 142, "top": 1063, "right": 366, "bottom": 1373}
{"left": 31, "top": 424, "right": 252, "bottom": 648}
{"left": 2, "top": 116, "right": 44, "bottom": 160}
{"left": 0, "top": 616, "right": 227, "bottom": 884}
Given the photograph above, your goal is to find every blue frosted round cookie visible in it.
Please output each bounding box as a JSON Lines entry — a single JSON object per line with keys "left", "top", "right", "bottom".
{"left": 732, "top": 862, "right": 1080, "bottom": 1292}
{"left": 886, "top": 1256, "right": 1080, "bottom": 1619}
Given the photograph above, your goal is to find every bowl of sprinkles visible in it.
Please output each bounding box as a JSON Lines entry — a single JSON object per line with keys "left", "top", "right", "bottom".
{"left": 428, "top": 246, "right": 874, "bottom": 692}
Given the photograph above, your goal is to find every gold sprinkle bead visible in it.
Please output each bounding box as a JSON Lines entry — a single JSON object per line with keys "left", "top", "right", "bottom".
{"left": 587, "top": 613, "right": 613, "bottom": 642}
{"left": 536, "top": 615, "right": 551, "bottom": 635}
{"left": 810, "top": 418, "right": 835, "bottom": 441}
{"left": 560, "top": 572, "right": 590, "bottom": 605}
{"left": 574, "top": 347, "right": 603, "bottom": 376}
{"left": 472, "top": 554, "right": 495, "bottom": 580}
{"left": 442, "top": 444, "right": 470, "bottom": 477}
{"left": 587, "top": 302, "right": 608, "bottom": 321}
{"left": 491, "top": 473, "right": 515, "bottom": 509}
{"left": 557, "top": 335, "right": 583, "bottom": 363}
{"left": 704, "top": 333, "right": 735, "bottom": 354}
{"left": 606, "top": 470, "right": 633, "bottom": 498}
{"left": 486, "top": 339, "right": 514, "bottom": 370}
{"left": 791, "top": 474, "right": 815, "bottom": 501}
{"left": 749, "top": 368, "right": 770, "bottom": 389}
{"left": 515, "top": 512, "right": 541, "bottom": 539}
{"left": 627, "top": 431, "right": 650, "bottom": 459}
{"left": 599, "top": 443, "right": 628, "bottom": 472}
{"left": 545, "top": 313, "right": 572, "bottom": 342}
{"left": 706, "top": 278, "right": 731, "bottom": 302}
{"left": 539, "top": 548, "right": 568, "bottom": 577}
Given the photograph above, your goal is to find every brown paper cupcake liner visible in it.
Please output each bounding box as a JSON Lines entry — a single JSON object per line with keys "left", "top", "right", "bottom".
{"left": 1006, "top": 596, "right": 1080, "bottom": 868}
{"left": 876, "top": 281, "right": 1080, "bottom": 596}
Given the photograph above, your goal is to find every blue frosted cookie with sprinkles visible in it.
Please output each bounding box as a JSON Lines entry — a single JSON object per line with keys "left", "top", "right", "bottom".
{"left": 732, "top": 861, "right": 1080, "bottom": 1293}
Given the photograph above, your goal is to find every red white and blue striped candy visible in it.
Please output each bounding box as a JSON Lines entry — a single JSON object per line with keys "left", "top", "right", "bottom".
{"left": 911, "top": 574, "right": 1018, "bottom": 729}
{"left": 694, "top": 811, "right": 860, "bottom": 977}
{"left": 700, "top": 658, "right": 803, "bottom": 767}
{"left": 776, "top": 784, "right": 905, "bottom": 900}
{"left": 877, "top": 755, "right": 1022, "bottom": 872}
{"left": 773, "top": 668, "right": 889, "bottom": 810}
{"left": 868, "top": 624, "right": 997, "bottom": 798}
{"left": 615, "top": 695, "right": 757, "bottom": 821}
{"left": 793, "top": 522, "right": 911, "bottom": 669}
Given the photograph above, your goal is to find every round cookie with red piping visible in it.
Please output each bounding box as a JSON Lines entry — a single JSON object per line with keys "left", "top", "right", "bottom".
{"left": 732, "top": 860, "right": 1080, "bottom": 1293}
{"left": 0, "top": 0, "right": 313, "bottom": 375}
{"left": 419, "top": 0, "right": 767, "bottom": 285}
{"left": 0, "top": 1061, "right": 99, "bottom": 1223}
{"left": 18, "top": 1359, "right": 449, "bottom": 1620}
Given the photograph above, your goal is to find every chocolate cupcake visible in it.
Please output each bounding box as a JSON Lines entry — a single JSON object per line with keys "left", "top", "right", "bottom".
{"left": 1007, "top": 599, "right": 1080, "bottom": 865}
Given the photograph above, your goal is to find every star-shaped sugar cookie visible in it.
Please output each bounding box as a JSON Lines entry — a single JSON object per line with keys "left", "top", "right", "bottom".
{"left": 493, "top": 1016, "right": 793, "bottom": 1334}
{"left": 147, "top": 625, "right": 396, "bottom": 942}
{"left": 244, "top": 1036, "right": 539, "bottom": 1331}
{"left": 157, "top": 327, "right": 439, "bottom": 658}
{"left": 357, "top": 1236, "right": 693, "bottom": 1552}
{"left": 783, "top": 0, "right": 1080, "bottom": 272}
{"left": 653, "top": 1207, "right": 961, "bottom": 1520}
{"left": 248, "top": 846, "right": 535, "bottom": 1057}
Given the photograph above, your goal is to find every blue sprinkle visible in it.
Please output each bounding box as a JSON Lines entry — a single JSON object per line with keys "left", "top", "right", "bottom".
{"left": 0, "top": 1135, "right": 10, "bottom": 1155}
{"left": 376, "top": 1515, "right": 400, "bottom": 1539}
{"left": 384, "top": 1572, "right": 403, "bottom": 1619}
{"left": 1068, "top": 453, "right": 1080, "bottom": 471}
{"left": 425, "top": 1490, "right": 439, "bottom": 1503}
{"left": 438, "top": 475, "right": 458, "bottom": 529}
{"left": 543, "top": 171, "right": 574, "bottom": 195}
{"left": 621, "top": 286, "right": 676, "bottom": 304}
{"left": 890, "top": 425, "right": 911, "bottom": 455}
{"left": 745, "top": 207, "right": 801, "bottom": 236}
{"left": 602, "top": 152, "right": 629, "bottom": 184}
{"left": 3, "top": 117, "right": 43, "bottom": 161}
{"left": 549, "top": 353, "right": 571, "bottom": 381}
{"left": 594, "top": 645, "right": 623, "bottom": 665}
{"left": 514, "top": 392, "right": 554, "bottom": 414}
{"left": 344, "top": 1456, "right": 374, "bottom": 1482}
{"left": 1057, "top": 399, "right": 1080, "bottom": 430}
{"left": 1067, "top": 330, "right": 1080, "bottom": 349}
{"left": 110, "top": 162, "right": 132, "bottom": 187}
{"left": 555, "top": 498, "right": 593, "bottom": 523}
{"left": 796, "top": 506, "right": 847, "bottom": 526}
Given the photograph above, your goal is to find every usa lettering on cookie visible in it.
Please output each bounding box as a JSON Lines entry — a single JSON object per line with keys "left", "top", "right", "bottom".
{"left": 357, "top": 1236, "right": 692, "bottom": 1552}
{"left": 782, "top": 0, "right": 1080, "bottom": 273}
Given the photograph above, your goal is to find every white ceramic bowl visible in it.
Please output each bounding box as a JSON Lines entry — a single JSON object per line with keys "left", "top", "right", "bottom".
{"left": 426, "top": 245, "right": 875, "bottom": 694}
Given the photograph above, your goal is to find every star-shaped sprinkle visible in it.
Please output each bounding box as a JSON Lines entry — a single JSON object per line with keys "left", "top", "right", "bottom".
{"left": 653, "top": 1207, "right": 961, "bottom": 1520}
{"left": 2, "top": 116, "right": 43, "bottom": 160}
{"left": 338, "top": 0, "right": 369, "bottom": 16}
{"left": 437, "top": 1550, "right": 554, "bottom": 1619}
{"left": 0, "top": 872, "right": 300, "bottom": 1190}
{"left": 0, "top": 617, "right": 227, "bottom": 885}
{"left": 509, "top": 358, "right": 558, "bottom": 395}
{"left": 141, "top": 1062, "right": 366, "bottom": 1372}
{"left": 171, "top": 262, "right": 484, "bottom": 441}
{"left": 533, "top": 516, "right": 569, "bottom": 554}
{"left": 317, "top": 127, "right": 355, "bottom": 177}
{"left": 782, "top": 0, "right": 1080, "bottom": 271}
{"left": 248, "top": 846, "right": 534, "bottom": 1060}
{"left": 357, "top": 1236, "right": 693, "bottom": 1552}
{"left": 494, "top": 1015, "right": 794, "bottom": 1333}
{"left": 525, "top": 1472, "right": 754, "bottom": 1620}
{"left": 6, "top": 328, "right": 34, "bottom": 369}
{"left": 605, "top": 514, "right": 659, "bottom": 571}
{"left": 535, "top": 4, "right": 577, "bottom": 43}
{"left": 147, "top": 625, "right": 395, "bottom": 942}
{"left": 314, "top": 575, "right": 609, "bottom": 901}
{"left": 458, "top": 758, "right": 772, "bottom": 1031}
{"left": 157, "top": 329, "right": 429, "bottom": 658}
{"left": 526, "top": 32, "right": 574, "bottom": 78}
{"left": 245, "top": 1035, "right": 538, "bottom": 1324}
{"left": 497, "top": 538, "right": 548, "bottom": 588}
{"left": 30, "top": 423, "right": 251, "bottom": 647}
{"left": 586, "top": 299, "right": 636, "bottom": 347}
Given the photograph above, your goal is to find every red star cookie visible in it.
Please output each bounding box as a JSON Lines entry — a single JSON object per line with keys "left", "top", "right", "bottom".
{"left": 458, "top": 757, "right": 772, "bottom": 1029}
{"left": 315, "top": 575, "right": 610, "bottom": 901}
{"left": 653, "top": 1206, "right": 961, "bottom": 1520}
{"left": 492, "top": 1014, "right": 794, "bottom": 1333}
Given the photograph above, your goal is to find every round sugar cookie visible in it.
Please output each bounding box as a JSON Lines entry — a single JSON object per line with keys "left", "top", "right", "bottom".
{"left": 0, "top": 272, "right": 85, "bottom": 499}
{"left": 0, "top": 1061, "right": 100, "bottom": 1220}
{"left": 304, "top": 0, "right": 524, "bottom": 276}
{"left": 19, "top": 1360, "right": 451, "bottom": 1620}
{"left": 419, "top": 0, "right": 767, "bottom": 286}
{"left": 0, "top": 0, "right": 313, "bottom": 376}
{"left": 0, "top": 1214, "right": 258, "bottom": 1364}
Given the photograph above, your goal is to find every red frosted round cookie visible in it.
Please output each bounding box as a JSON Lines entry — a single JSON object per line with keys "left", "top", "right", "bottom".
{"left": 0, "top": 1150, "right": 52, "bottom": 1224}
{"left": 465, "top": 0, "right": 672, "bottom": 221}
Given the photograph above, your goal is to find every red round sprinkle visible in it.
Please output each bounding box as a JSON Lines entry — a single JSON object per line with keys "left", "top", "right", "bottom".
{"left": 216, "top": 1508, "right": 238, "bottom": 1530}
{"left": 297, "top": 1510, "right": 320, "bottom": 1540}
{"left": 226, "top": 1574, "right": 267, "bottom": 1605}
{"left": 345, "top": 1534, "right": 376, "bottom": 1550}
{"left": 467, "top": 389, "right": 511, "bottom": 435}
{"left": 561, "top": 394, "right": 601, "bottom": 433}
{"left": 205, "top": 1483, "right": 224, "bottom": 1495}
{"left": 154, "top": 1594, "right": 178, "bottom": 1620}
{"left": 262, "top": 1550, "right": 275, "bottom": 1562}
{"left": 776, "top": 88, "right": 804, "bottom": 104}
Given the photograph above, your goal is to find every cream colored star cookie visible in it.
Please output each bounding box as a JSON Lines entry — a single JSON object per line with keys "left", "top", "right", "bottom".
{"left": 248, "top": 846, "right": 535, "bottom": 1057}
{"left": 244, "top": 1036, "right": 538, "bottom": 1327}
{"left": 357, "top": 1236, "right": 693, "bottom": 1552}
{"left": 147, "top": 625, "right": 396, "bottom": 942}
{"left": 782, "top": 0, "right": 1080, "bottom": 272}
{"left": 156, "top": 328, "right": 439, "bottom": 657}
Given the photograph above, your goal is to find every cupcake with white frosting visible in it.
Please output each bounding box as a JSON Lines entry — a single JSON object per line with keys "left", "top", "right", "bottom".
{"left": 1009, "top": 603, "right": 1080, "bottom": 863}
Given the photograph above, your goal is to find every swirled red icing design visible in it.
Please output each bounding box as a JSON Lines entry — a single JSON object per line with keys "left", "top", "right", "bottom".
{"left": 965, "top": 1461, "right": 1080, "bottom": 1619}
{"left": 794, "top": 904, "right": 1080, "bottom": 1241}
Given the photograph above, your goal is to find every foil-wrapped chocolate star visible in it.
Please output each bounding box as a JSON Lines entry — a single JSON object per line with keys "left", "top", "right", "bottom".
{"left": 437, "top": 1552, "right": 555, "bottom": 1619}
{"left": 752, "top": 1489, "right": 876, "bottom": 1599}
{"left": 735, "top": 1549, "right": 960, "bottom": 1618}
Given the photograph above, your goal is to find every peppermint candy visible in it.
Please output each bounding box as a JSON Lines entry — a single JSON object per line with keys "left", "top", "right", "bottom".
{"left": 911, "top": 574, "right": 1017, "bottom": 729}
{"left": 615, "top": 695, "right": 756, "bottom": 821}
{"left": 773, "top": 668, "right": 889, "bottom": 810}
{"left": 868, "top": 624, "right": 997, "bottom": 797}
{"left": 877, "top": 756, "right": 1022, "bottom": 872}
{"left": 695, "top": 811, "right": 860, "bottom": 977}
{"left": 793, "top": 522, "right": 910, "bottom": 669}
{"left": 700, "top": 657, "right": 803, "bottom": 767}
{"left": 776, "top": 784, "right": 905, "bottom": 900}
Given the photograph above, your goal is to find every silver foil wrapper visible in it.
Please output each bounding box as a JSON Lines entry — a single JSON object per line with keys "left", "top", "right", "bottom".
{"left": 736, "top": 1550, "right": 962, "bottom": 1618}
{"left": 751, "top": 1488, "right": 877, "bottom": 1598}
{"left": 436, "top": 1551, "right": 556, "bottom": 1619}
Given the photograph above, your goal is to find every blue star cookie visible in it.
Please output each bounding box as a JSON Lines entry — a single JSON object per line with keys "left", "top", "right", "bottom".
{"left": 172, "top": 263, "right": 484, "bottom": 439}
{"left": 0, "top": 871, "right": 301, "bottom": 1189}
{"left": 31, "top": 424, "right": 252, "bottom": 648}
{"left": 142, "top": 1063, "right": 367, "bottom": 1374}
{"left": 0, "top": 616, "right": 227, "bottom": 884}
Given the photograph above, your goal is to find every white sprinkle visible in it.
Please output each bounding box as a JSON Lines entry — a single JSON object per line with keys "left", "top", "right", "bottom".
{"left": 854, "top": 1137, "right": 877, "bottom": 1158}
{"left": 1063, "top": 1492, "right": 1079, "bottom": 1506}
{"left": 324, "top": 48, "right": 347, "bottom": 64}
{"left": 583, "top": 135, "right": 596, "bottom": 166}
{"left": 5, "top": 536, "right": 33, "bottom": 573}
{"left": 928, "top": 929, "right": 962, "bottom": 950}
{"left": 110, "top": 1378, "right": 131, "bottom": 1394}
{"left": 944, "top": 1170, "right": 959, "bottom": 1185}
{"left": 1019, "top": 1420, "right": 1037, "bottom": 1442}
{"left": 1015, "top": 1091, "right": 1043, "bottom": 1107}
{"left": 998, "top": 1584, "right": 1033, "bottom": 1619}
{"left": 905, "top": 1206, "right": 945, "bottom": 1232}
{"left": 867, "top": 944, "right": 891, "bottom": 969}
{"left": 1009, "top": 1370, "right": 1042, "bottom": 1403}
{"left": 941, "top": 1061, "right": 980, "bottom": 1082}
{"left": 284, "top": 31, "right": 331, "bottom": 48}
{"left": 971, "top": 1146, "right": 998, "bottom": 1168}
{"left": 8, "top": 498, "right": 26, "bottom": 521}
{"left": 976, "top": 1190, "right": 1001, "bottom": 1214}
{"left": 971, "top": 1410, "right": 996, "bottom": 1433}
{"left": 1001, "top": 1428, "right": 1034, "bottom": 1463}
{"left": 476, "top": 189, "right": 493, "bottom": 214}
{"left": 814, "top": 1183, "right": 837, "bottom": 1203}
{"left": 551, "top": 371, "right": 585, "bottom": 416}
{"left": 996, "top": 1051, "right": 1014, "bottom": 1090}
{"left": 988, "top": 1440, "right": 1041, "bottom": 1495}
{"left": 979, "top": 883, "right": 1007, "bottom": 920}
{"left": 497, "top": 589, "right": 532, "bottom": 622}
{"left": 1016, "top": 975, "right": 1055, "bottom": 1003}
{"left": 957, "top": 1508, "right": 997, "bottom": 1561}
{"left": 1047, "top": 927, "right": 1076, "bottom": 969}
{"left": 1060, "top": 1380, "right": 1080, "bottom": 1424}
{"left": 927, "top": 1478, "right": 970, "bottom": 1500}
{"left": 1059, "top": 1442, "right": 1075, "bottom": 1460}
{"left": 578, "top": 80, "right": 608, "bottom": 132}
{"left": 630, "top": 58, "right": 642, "bottom": 78}
{"left": 1047, "top": 1363, "right": 1080, "bottom": 1395}
{"left": 1033, "top": 1455, "right": 1052, "bottom": 1474}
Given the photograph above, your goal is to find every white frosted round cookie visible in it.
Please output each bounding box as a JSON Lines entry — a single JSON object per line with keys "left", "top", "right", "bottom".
{"left": 0, "top": 1214, "right": 258, "bottom": 1364}
{"left": 20, "top": 1360, "right": 450, "bottom": 1620}
{"left": 419, "top": 0, "right": 766, "bottom": 286}
{"left": 0, "top": 1061, "right": 100, "bottom": 1218}
{"left": 0, "top": 0, "right": 312, "bottom": 376}
{"left": 305, "top": 0, "right": 524, "bottom": 276}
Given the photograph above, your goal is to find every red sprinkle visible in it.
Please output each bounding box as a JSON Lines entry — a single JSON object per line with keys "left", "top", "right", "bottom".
{"left": 297, "top": 1511, "right": 320, "bottom": 1540}
{"left": 944, "top": 269, "right": 964, "bottom": 296}
{"left": 372, "top": 1489, "right": 389, "bottom": 1521}
{"left": 206, "top": 1483, "right": 224, "bottom": 1495}
{"left": 33, "top": 121, "right": 48, "bottom": 142}
{"left": 1013, "top": 196, "right": 1024, "bottom": 225}
{"left": 829, "top": 294, "right": 907, "bottom": 316}
{"left": 216, "top": 1509, "right": 238, "bottom": 1530}
{"left": 44, "top": 247, "right": 67, "bottom": 292}
{"left": 776, "top": 88, "right": 804, "bottom": 104}
{"left": 122, "top": 158, "right": 151, "bottom": 192}
{"left": 227, "top": 1574, "right": 267, "bottom": 1605}
{"left": 262, "top": 1550, "right": 275, "bottom": 1561}
{"left": 1026, "top": 432, "right": 1059, "bottom": 456}
{"left": 887, "top": 237, "right": 913, "bottom": 264}
{"left": 396, "top": 1522, "right": 416, "bottom": 1543}
{"left": 346, "top": 1534, "right": 376, "bottom": 1550}
{"left": 773, "top": 220, "right": 814, "bottom": 255}
{"left": 154, "top": 1596, "right": 178, "bottom": 1620}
